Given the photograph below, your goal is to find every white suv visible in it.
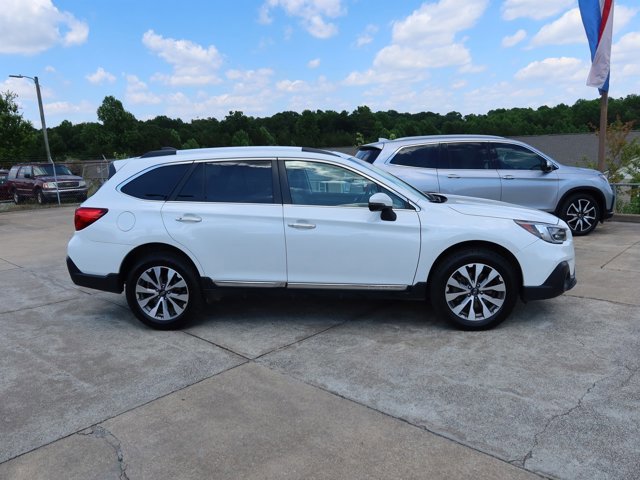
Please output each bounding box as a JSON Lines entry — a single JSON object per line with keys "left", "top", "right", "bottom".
{"left": 67, "top": 146, "right": 576, "bottom": 330}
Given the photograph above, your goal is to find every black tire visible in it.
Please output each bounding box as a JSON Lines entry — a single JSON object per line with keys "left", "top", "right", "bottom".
{"left": 36, "top": 189, "right": 46, "bottom": 205}
{"left": 559, "top": 193, "right": 600, "bottom": 236}
{"left": 430, "top": 249, "right": 518, "bottom": 330}
{"left": 125, "top": 253, "right": 202, "bottom": 330}
{"left": 12, "top": 189, "right": 21, "bottom": 204}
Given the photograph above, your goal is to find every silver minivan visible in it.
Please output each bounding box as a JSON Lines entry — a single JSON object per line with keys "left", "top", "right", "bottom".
{"left": 356, "top": 135, "right": 615, "bottom": 235}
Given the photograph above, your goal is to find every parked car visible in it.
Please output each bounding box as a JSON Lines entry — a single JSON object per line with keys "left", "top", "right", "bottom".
{"left": 67, "top": 146, "right": 576, "bottom": 331}
{"left": 0, "top": 169, "right": 10, "bottom": 201}
{"left": 356, "top": 135, "right": 615, "bottom": 235}
{"left": 7, "top": 163, "right": 88, "bottom": 204}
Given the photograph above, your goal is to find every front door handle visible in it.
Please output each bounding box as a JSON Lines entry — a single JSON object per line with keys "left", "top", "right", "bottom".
{"left": 288, "top": 222, "right": 316, "bottom": 230}
{"left": 502, "top": 175, "right": 515, "bottom": 180}
{"left": 176, "top": 214, "right": 202, "bottom": 223}
{"left": 447, "top": 174, "right": 460, "bottom": 179}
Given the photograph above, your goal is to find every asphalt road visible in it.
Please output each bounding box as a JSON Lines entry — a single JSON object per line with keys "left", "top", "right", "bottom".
{"left": 0, "top": 206, "right": 638, "bottom": 479}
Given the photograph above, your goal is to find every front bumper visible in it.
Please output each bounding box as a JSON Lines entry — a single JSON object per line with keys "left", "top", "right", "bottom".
{"left": 67, "top": 257, "right": 122, "bottom": 293}
{"left": 521, "top": 261, "right": 576, "bottom": 301}
{"left": 43, "top": 188, "right": 88, "bottom": 200}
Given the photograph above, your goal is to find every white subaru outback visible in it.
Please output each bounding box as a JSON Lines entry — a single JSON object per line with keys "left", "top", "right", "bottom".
{"left": 67, "top": 147, "right": 576, "bottom": 330}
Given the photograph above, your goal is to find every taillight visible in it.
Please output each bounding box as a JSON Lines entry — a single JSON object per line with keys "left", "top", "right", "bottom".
{"left": 74, "top": 207, "right": 108, "bottom": 231}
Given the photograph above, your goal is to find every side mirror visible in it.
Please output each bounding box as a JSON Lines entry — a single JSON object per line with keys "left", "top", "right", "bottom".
{"left": 24, "top": 173, "right": 32, "bottom": 179}
{"left": 368, "top": 192, "right": 397, "bottom": 221}
{"left": 542, "top": 160, "right": 554, "bottom": 173}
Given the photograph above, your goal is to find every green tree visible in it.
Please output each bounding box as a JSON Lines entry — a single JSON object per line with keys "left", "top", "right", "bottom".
{"left": 231, "top": 129, "right": 251, "bottom": 146}
{"left": 0, "top": 91, "right": 36, "bottom": 162}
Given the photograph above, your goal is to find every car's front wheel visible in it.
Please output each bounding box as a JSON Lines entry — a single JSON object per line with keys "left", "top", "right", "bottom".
{"left": 35, "top": 189, "right": 46, "bottom": 205}
{"left": 559, "top": 193, "right": 600, "bottom": 236}
{"left": 12, "top": 189, "right": 21, "bottom": 204}
{"left": 430, "top": 249, "right": 518, "bottom": 330}
{"left": 125, "top": 253, "right": 202, "bottom": 330}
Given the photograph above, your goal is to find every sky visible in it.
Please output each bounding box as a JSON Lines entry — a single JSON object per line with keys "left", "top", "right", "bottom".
{"left": 1, "top": 0, "right": 639, "bottom": 128}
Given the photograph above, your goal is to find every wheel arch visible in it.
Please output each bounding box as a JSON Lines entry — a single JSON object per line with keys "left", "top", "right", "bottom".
{"left": 119, "top": 243, "right": 202, "bottom": 287}
{"left": 556, "top": 187, "right": 606, "bottom": 221}
{"left": 426, "top": 241, "right": 523, "bottom": 293}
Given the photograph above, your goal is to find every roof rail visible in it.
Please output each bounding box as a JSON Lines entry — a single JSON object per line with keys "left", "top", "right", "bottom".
{"left": 140, "top": 147, "right": 178, "bottom": 158}
{"left": 301, "top": 147, "right": 339, "bottom": 157}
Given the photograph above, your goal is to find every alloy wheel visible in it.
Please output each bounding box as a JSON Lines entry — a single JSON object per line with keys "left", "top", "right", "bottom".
{"left": 135, "top": 266, "right": 189, "bottom": 321}
{"left": 444, "top": 262, "right": 506, "bottom": 321}
{"left": 565, "top": 198, "right": 596, "bottom": 234}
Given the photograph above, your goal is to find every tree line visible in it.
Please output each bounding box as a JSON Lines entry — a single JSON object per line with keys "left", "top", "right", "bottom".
{"left": 1, "top": 91, "right": 639, "bottom": 164}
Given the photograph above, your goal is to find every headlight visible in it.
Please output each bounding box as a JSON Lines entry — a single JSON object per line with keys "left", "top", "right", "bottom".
{"left": 515, "top": 220, "right": 568, "bottom": 244}
{"left": 79, "top": 180, "right": 87, "bottom": 187}
{"left": 43, "top": 182, "right": 58, "bottom": 189}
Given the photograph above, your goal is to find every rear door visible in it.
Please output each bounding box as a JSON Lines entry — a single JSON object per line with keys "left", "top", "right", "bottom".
{"left": 162, "top": 160, "right": 287, "bottom": 285}
{"left": 381, "top": 143, "right": 442, "bottom": 193}
{"left": 437, "top": 142, "right": 501, "bottom": 200}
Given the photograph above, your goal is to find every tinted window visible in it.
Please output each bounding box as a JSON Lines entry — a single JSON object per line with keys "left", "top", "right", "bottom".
{"left": 443, "top": 143, "right": 490, "bottom": 169}
{"left": 121, "top": 164, "right": 190, "bottom": 200}
{"left": 175, "top": 161, "right": 274, "bottom": 204}
{"left": 285, "top": 160, "right": 408, "bottom": 209}
{"left": 493, "top": 143, "right": 546, "bottom": 170}
{"left": 389, "top": 144, "right": 440, "bottom": 168}
{"left": 355, "top": 148, "right": 381, "bottom": 164}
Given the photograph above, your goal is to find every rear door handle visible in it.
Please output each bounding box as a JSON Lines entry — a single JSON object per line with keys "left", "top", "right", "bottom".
{"left": 176, "top": 214, "right": 202, "bottom": 223}
{"left": 288, "top": 222, "right": 316, "bottom": 230}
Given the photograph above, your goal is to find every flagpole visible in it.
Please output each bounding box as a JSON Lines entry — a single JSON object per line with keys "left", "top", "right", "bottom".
{"left": 598, "top": 91, "right": 608, "bottom": 172}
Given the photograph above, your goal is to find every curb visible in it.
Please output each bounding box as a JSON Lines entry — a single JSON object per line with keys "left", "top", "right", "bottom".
{"left": 611, "top": 213, "right": 640, "bottom": 223}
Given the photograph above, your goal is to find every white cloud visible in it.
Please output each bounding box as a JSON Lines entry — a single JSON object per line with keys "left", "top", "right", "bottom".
{"left": 502, "top": 29, "right": 527, "bottom": 48}
{"left": 612, "top": 31, "right": 640, "bottom": 78}
{"left": 143, "top": 30, "right": 223, "bottom": 86}
{"left": 355, "top": 24, "right": 378, "bottom": 47}
{"left": 44, "top": 65, "right": 56, "bottom": 73}
{"left": 276, "top": 79, "right": 310, "bottom": 93}
{"left": 86, "top": 67, "right": 116, "bottom": 85}
{"left": 259, "top": 0, "right": 346, "bottom": 38}
{"left": 225, "top": 68, "right": 274, "bottom": 94}
{"left": 501, "top": 0, "right": 574, "bottom": 21}
{"left": 515, "top": 57, "right": 588, "bottom": 84}
{"left": 531, "top": 6, "right": 638, "bottom": 47}
{"left": 308, "top": 58, "right": 321, "bottom": 68}
{"left": 346, "top": 0, "right": 488, "bottom": 86}
{"left": 125, "top": 75, "right": 161, "bottom": 105}
{"left": 0, "top": 0, "right": 88, "bottom": 54}
{"left": 44, "top": 100, "right": 93, "bottom": 116}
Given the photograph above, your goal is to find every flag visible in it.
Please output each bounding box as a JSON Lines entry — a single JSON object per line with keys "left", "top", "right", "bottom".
{"left": 578, "top": 0, "right": 614, "bottom": 93}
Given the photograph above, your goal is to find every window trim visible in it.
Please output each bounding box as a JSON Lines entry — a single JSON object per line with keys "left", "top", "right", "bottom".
{"left": 278, "top": 158, "right": 417, "bottom": 211}
{"left": 387, "top": 143, "right": 442, "bottom": 169}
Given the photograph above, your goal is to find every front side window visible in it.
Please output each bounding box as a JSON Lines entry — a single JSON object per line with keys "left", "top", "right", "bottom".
{"left": 285, "top": 160, "right": 407, "bottom": 209}
{"left": 493, "top": 143, "right": 546, "bottom": 170}
{"left": 389, "top": 144, "right": 440, "bottom": 168}
{"left": 175, "top": 160, "right": 274, "bottom": 204}
{"left": 17, "top": 167, "right": 32, "bottom": 179}
{"left": 121, "top": 164, "right": 191, "bottom": 200}
{"left": 442, "top": 142, "right": 490, "bottom": 169}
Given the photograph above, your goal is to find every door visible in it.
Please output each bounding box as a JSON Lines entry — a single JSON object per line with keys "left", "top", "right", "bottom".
{"left": 162, "top": 160, "right": 287, "bottom": 285}
{"left": 282, "top": 160, "right": 421, "bottom": 288}
{"left": 437, "top": 142, "right": 501, "bottom": 200}
{"left": 491, "top": 142, "right": 559, "bottom": 210}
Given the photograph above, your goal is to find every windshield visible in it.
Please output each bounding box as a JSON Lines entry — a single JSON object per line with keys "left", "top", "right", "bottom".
{"left": 33, "top": 165, "right": 74, "bottom": 176}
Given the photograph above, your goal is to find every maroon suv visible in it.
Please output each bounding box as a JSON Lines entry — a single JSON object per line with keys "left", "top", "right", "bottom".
{"left": 7, "top": 163, "right": 88, "bottom": 204}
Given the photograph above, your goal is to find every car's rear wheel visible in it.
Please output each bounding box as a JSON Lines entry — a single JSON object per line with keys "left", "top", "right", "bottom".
{"left": 125, "top": 253, "right": 202, "bottom": 330}
{"left": 559, "top": 193, "right": 599, "bottom": 236}
{"left": 430, "top": 249, "right": 518, "bottom": 330}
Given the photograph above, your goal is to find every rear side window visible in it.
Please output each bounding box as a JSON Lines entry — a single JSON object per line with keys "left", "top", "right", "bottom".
{"left": 175, "top": 160, "right": 274, "bottom": 204}
{"left": 355, "top": 148, "right": 381, "bottom": 164}
{"left": 389, "top": 144, "right": 440, "bottom": 168}
{"left": 121, "top": 164, "right": 190, "bottom": 200}
{"left": 442, "top": 142, "right": 490, "bottom": 169}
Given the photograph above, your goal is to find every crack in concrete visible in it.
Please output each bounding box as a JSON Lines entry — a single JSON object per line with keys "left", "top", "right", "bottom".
{"left": 79, "top": 426, "right": 129, "bottom": 480}
{"left": 513, "top": 364, "right": 637, "bottom": 470}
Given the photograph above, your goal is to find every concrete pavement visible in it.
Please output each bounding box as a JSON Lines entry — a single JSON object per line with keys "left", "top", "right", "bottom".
{"left": 0, "top": 206, "right": 638, "bottom": 479}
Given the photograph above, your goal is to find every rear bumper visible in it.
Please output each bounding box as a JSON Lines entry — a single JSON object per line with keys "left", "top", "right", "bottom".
{"left": 521, "top": 261, "right": 576, "bottom": 301}
{"left": 67, "top": 257, "right": 122, "bottom": 293}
